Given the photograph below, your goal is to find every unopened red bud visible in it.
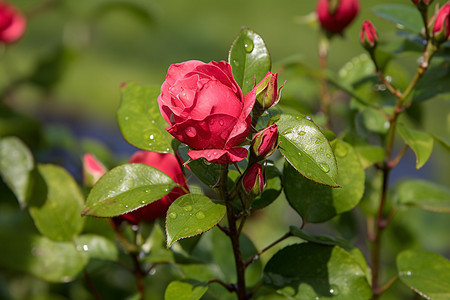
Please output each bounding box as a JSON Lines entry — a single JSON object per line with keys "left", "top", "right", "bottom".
{"left": 251, "top": 124, "right": 278, "bottom": 160}
{"left": 82, "top": 153, "right": 107, "bottom": 187}
{"left": 360, "top": 20, "right": 378, "bottom": 50}
{"left": 411, "top": 0, "right": 434, "bottom": 6}
{"left": 253, "top": 72, "right": 283, "bottom": 110}
{"left": 316, "top": 0, "right": 360, "bottom": 34}
{"left": 433, "top": 3, "right": 450, "bottom": 44}
{"left": 0, "top": 1, "right": 26, "bottom": 44}
{"left": 242, "top": 163, "right": 265, "bottom": 197}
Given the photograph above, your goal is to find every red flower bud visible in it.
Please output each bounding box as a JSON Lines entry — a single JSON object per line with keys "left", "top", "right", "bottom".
{"left": 411, "top": 0, "right": 433, "bottom": 6}
{"left": 251, "top": 124, "right": 278, "bottom": 160}
{"left": 253, "top": 72, "right": 283, "bottom": 110}
{"left": 82, "top": 153, "right": 107, "bottom": 188}
{"left": 0, "top": 1, "right": 26, "bottom": 43}
{"left": 242, "top": 163, "right": 265, "bottom": 196}
{"left": 316, "top": 0, "right": 360, "bottom": 34}
{"left": 433, "top": 3, "right": 450, "bottom": 44}
{"left": 360, "top": 20, "right": 378, "bottom": 50}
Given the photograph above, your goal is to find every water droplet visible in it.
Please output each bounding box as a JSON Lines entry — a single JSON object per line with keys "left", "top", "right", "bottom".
{"left": 219, "top": 119, "right": 224, "bottom": 126}
{"left": 326, "top": 154, "right": 331, "bottom": 158}
{"left": 196, "top": 228, "right": 203, "bottom": 234}
{"left": 406, "top": 271, "right": 412, "bottom": 276}
{"left": 233, "top": 59, "right": 239, "bottom": 67}
{"left": 315, "top": 297, "right": 320, "bottom": 300}
{"left": 315, "top": 138, "right": 323, "bottom": 144}
{"left": 297, "top": 152, "right": 302, "bottom": 156}
{"left": 185, "top": 126, "right": 197, "bottom": 137}
{"left": 184, "top": 205, "right": 192, "bottom": 212}
{"left": 149, "top": 268, "right": 156, "bottom": 275}
{"left": 244, "top": 39, "right": 254, "bottom": 53}
{"left": 125, "top": 205, "right": 129, "bottom": 208}
{"left": 329, "top": 285, "right": 339, "bottom": 296}
{"left": 210, "top": 119, "right": 215, "bottom": 126}
{"left": 196, "top": 211, "right": 205, "bottom": 219}
{"left": 131, "top": 225, "right": 139, "bottom": 231}
{"left": 299, "top": 130, "right": 306, "bottom": 135}
{"left": 149, "top": 134, "right": 154, "bottom": 140}
{"left": 305, "top": 116, "right": 313, "bottom": 121}
{"left": 169, "top": 212, "right": 177, "bottom": 219}
{"left": 319, "top": 162, "right": 330, "bottom": 173}
{"left": 82, "top": 245, "right": 89, "bottom": 251}
{"left": 145, "top": 190, "right": 149, "bottom": 193}
{"left": 124, "top": 116, "right": 129, "bottom": 121}
{"left": 151, "top": 120, "right": 155, "bottom": 124}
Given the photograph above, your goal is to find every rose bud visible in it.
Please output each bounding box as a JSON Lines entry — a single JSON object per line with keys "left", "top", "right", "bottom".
{"left": 316, "top": 0, "right": 360, "bottom": 34}
{"left": 432, "top": 3, "right": 450, "bottom": 44}
{"left": 253, "top": 72, "right": 283, "bottom": 110}
{"left": 158, "top": 60, "right": 255, "bottom": 164}
{"left": 120, "top": 151, "right": 189, "bottom": 224}
{"left": 360, "top": 20, "right": 378, "bottom": 51}
{"left": 242, "top": 163, "right": 265, "bottom": 197}
{"left": 411, "top": 0, "right": 434, "bottom": 7}
{"left": 82, "top": 153, "right": 107, "bottom": 188}
{"left": 250, "top": 124, "right": 278, "bottom": 161}
{"left": 0, "top": 1, "right": 26, "bottom": 44}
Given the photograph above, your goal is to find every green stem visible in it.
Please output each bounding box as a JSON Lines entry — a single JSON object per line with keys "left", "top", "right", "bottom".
{"left": 218, "top": 164, "right": 247, "bottom": 300}
{"left": 318, "top": 34, "right": 332, "bottom": 130}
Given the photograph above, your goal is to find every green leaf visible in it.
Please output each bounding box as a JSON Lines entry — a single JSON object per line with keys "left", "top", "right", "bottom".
{"left": 397, "top": 123, "right": 434, "bottom": 169}
{"left": 166, "top": 194, "right": 226, "bottom": 248}
{"left": 264, "top": 243, "right": 372, "bottom": 299}
{"left": 284, "top": 140, "right": 365, "bottom": 223}
{"left": 393, "top": 179, "right": 450, "bottom": 213}
{"left": 118, "top": 82, "right": 174, "bottom": 153}
{"left": 289, "top": 226, "right": 349, "bottom": 248}
{"left": 338, "top": 54, "right": 375, "bottom": 87}
{"left": 0, "top": 137, "right": 34, "bottom": 208}
{"left": 252, "top": 164, "right": 282, "bottom": 210}
{"left": 186, "top": 158, "right": 221, "bottom": 189}
{"left": 228, "top": 27, "right": 271, "bottom": 95}
{"left": 29, "top": 164, "right": 85, "bottom": 241}
{"left": 397, "top": 249, "right": 450, "bottom": 299}
{"left": 372, "top": 4, "right": 423, "bottom": 33}
{"left": 165, "top": 280, "right": 208, "bottom": 300}
{"left": 432, "top": 133, "right": 450, "bottom": 152}
{"left": 272, "top": 114, "right": 338, "bottom": 187}
{"left": 74, "top": 234, "right": 118, "bottom": 261}
{"left": 353, "top": 144, "right": 385, "bottom": 169}
{"left": 84, "top": 163, "right": 177, "bottom": 217}
{"left": 356, "top": 108, "right": 390, "bottom": 135}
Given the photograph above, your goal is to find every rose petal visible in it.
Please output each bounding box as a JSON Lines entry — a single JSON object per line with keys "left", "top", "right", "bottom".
{"left": 188, "top": 147, "right": 249, "bottom": 164}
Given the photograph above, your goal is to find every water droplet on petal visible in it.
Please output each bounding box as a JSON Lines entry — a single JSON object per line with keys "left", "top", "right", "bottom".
{"left": 319, "top": 162, "right": 330, "bottom": 173}
{"left": 196, "top": 211, "right": 205, "bottom": 219}
{"left": 185, "top": 126, "right": 197, "bottom": 137}
{"left": 169, "top": 212, "right": 177, "bottom": 219}
{"left": 219, "top": 119, "right": 224, "bottom": 126}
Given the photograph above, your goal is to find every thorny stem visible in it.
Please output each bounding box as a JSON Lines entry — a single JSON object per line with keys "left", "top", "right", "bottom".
{"left": 370, "top": 40, "right": 437, "bottom": 299}
{"left": 218, "top": 164, "right": 247, "bottom": 300}
{"left": 318, "top": 35, "right": 333, "bottom": 129}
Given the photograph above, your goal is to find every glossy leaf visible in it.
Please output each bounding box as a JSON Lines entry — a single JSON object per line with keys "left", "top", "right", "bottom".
{"left": 75, "top": 234, "right": 118, "bottom": 261}
{"left": 166, "top": 194, "right": 226, "bottom": 248}
{"left": 397, "top": 123, "right": 433, "bottom": 169}
{"left": 165, "top": 280, "right": 208, "bottom": 300}
{"left": 264, "top": 243, "right": 372, "bottom": 299}
{"left": 118, "top": 82, "right": 174, "bottom": 153}
{"left": 0, "top": 137, "right": 34, "bottom": 208}
{"left": 29, "top": 164, "right": 85, "bottom": 241}
{"left": 372, "top": 4, "right": 423, "bottom": 33}
{"left": 228, "top": 27, "right": 271, "bottom": 95}
{"left": 393, "top": 179, "right": 450, "bottom": 213}
{"left": 84, "top": 163, "right": 176, "bottom": 217}
{"left": 272, "top": 114, "right": 338, "bottom": 187}
{"left": 397, "top": 249, "right": 450, "bottom": 299}
{"left": 186, "top": 158, "right": 221, "bottom": 188}
{"left": 284, "top": 140, "right": 365, "bottom": 223}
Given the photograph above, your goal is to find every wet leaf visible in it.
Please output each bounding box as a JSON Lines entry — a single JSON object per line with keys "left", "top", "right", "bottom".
{"left": 166, "top": 194, "right": 226, "bottom": 248}
{"left": 118, "top": 82, "right": 174, "bottom": 153}
{"left": 397, "top": 249, "right": 450, "bottom": 299}
{"left": 84, "top": 163, "right": 176, "bottom": 217}
{"left": 228, "top": 27, "right": 271, "bottom": 95}
{"left": 372, "top": 4, "right": 423, "bottom": 33}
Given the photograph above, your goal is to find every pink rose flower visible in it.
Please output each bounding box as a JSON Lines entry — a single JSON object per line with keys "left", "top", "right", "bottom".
{"left": 0, "top": 1, "right": 26, "bottom": 44}
{"left": 121, "top": 151, "right": 189, "bottom": 224}
{"left": 316, "top": 0, "right": 360, "bottom": 34}
{"left": 158, "top": 60, "right": 255, "bottom": 164}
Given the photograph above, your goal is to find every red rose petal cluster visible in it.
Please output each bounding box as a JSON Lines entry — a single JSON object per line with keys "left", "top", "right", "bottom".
{"left": 0, "top": 1, "right": 26, "bottom": 44}
{"left": 316, "top": 0, "right": 360, "bottom": 34}
{"left": 121, "top": 151, "right": 188, "bottom": 224}
{"left": 158, "top": 60, "right": 255, "bottom": 164}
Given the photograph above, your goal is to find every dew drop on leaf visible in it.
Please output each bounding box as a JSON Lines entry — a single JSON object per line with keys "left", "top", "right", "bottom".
{"left": 196, "top": 211, "right": 205, "bottom": 219}
{"left": 319, "top": 162, "right": 330, "bottom": 173}
{"left": 244, "top": 39, "right": 254, "bottom": 53}
{"left": 169, "top": 212, "right": 177, "bottom": 219}
{"left": 184, "top": 205, "right": 192, "bottom": 212}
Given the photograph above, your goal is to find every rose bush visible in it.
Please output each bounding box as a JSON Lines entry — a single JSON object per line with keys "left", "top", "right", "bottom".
{"left": 158, "top": 60, "right": 255, "bottom": 164}
{"left": 0, "top": 1, "right": 26, "bottom": 43}
{"left": 121, "top": 151, "right": 188, "bottom": 224}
